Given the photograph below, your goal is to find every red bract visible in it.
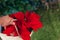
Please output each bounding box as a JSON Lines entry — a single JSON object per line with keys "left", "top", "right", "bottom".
{"left": 3, "top": 11, "right": 43, "bottom": 40}
{"left": 9, "top": 12, "right": 24, "bottom": 21}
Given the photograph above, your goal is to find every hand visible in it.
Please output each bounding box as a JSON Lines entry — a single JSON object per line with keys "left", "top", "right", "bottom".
{"left": 0, "top": 15, "right": 17, "bottom": 27}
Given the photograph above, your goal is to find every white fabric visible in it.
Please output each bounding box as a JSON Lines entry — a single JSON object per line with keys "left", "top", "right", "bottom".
{"left": 0, "top": 31, "right": 33, "bottom": 40}
{"left": 0, "top": 33, "right": 23, "bottom": 40}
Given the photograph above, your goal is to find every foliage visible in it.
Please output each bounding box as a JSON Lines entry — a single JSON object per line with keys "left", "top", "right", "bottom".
{"left": 0, "top": 0, "right": 41, "bottom": 16}
{"left": 0, "top": 0, "right": 60, "bottom": 40}
{"left": 31, "top": 9, "right": 60, "bottom": 40}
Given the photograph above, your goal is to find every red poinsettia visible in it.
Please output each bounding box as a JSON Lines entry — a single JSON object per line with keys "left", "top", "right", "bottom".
{"left": 3, "top": 11, "right": 43, "bottom": 40}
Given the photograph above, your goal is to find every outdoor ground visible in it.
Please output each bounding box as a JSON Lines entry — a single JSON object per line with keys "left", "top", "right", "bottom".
{"left": 31, "top": 8, "right": 60, "bottom": 40}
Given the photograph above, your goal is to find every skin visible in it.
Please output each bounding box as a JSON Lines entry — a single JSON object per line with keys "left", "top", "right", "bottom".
{"left": 0, "top": 15, "right": 16, "bottom": 28}
{"left": 0, "top": 15, "right": 23, "bottom": 40}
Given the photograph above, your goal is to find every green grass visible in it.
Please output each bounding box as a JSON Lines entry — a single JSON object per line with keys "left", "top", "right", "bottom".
{"left": 31, "top": 9, "right": 60, "bottom": 40}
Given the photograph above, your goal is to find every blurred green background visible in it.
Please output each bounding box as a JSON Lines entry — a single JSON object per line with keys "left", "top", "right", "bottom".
{"left": 0, "top": 0, "right": 60, "bottom": 40}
